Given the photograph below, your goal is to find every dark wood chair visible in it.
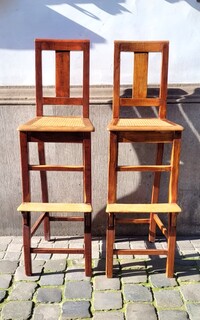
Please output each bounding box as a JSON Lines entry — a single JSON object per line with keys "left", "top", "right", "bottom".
{"left": 106, "top": 41, "right": 183, "bottom": 278}
{"left": 17, "top": 39, "right": 94, "bottom": 276}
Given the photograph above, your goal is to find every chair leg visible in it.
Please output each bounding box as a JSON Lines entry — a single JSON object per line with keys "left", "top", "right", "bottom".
{"left": 166, "top": 213, "right": 177, "bottom": 277}
{"left": 106, "top": 213, "right": 115, "bottom": 278}
{"left": 83, "top": 134, "right": 92, "bottom": 275}
{"left": 22, "top": 212, "right": 32, "bottom": 276}
{"left": 108, "top": 132, "right": 118, "bottom": 203}
{"left": 167, "top": 134, "right": 181, "bottom": 277}
{"left": 149, "top": 143, "right": 164, "bottom": 242}
{"left": 38, "top": 142, "right": 50, "bottom": 241}
{"left": 84, "top": 213, "right": 92, "bottom": 276}
{"left": 20, "top": 132, "right": 32, "bottom": 275}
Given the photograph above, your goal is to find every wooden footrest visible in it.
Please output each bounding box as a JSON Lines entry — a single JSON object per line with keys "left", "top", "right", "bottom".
{"left": 17, "top": 202, "right": 92, "bottom": 213}
{"left": 106, "top": 203, "right": 181, "bottom": 213}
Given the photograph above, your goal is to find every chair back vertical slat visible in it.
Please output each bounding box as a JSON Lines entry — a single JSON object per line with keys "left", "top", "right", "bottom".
{"left": 133, "top": 52, "right": 148, "bottom": 98}
{"left": 56, "top": 51, "right": 70, "bottom": 98}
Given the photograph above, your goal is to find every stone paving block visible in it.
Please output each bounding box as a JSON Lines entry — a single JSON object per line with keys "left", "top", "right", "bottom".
{"left": 0, "top": 244, "right": 9, "bottom": 252}
{"left": 149, "top": 273, "right": 177, "bottom": 288}
{"left": 4, "top": 251, "right": 21, "bottom": 261}
{"left": 15, "top": 261, "right": 44, "bottom": 281}
{"left": 93, "top": 311, "right": 124, "bottom": 320}
{"left": 70, "top": 258, "right": 85, "bottom": 268}
{"left": 0, "top": 290, "right": 6, "bottom": 303}
{"left": 39, "top": 273, "right": 64, "bottom": 286}
{"left": 119, "top": 259, "right": 146, "bottom": 270}
{"left": 8, "top": 282, "right": 37, "bottom": 301}
{"left": 116, "top": 241, "right": 133, "bottom": 259}
{"left": 123, "top": 284, "right": 152, "bottom": 302}
{"left": 35, "top": 253, "right": 52, "bottom": 260}
{"left": 0, "top": 274, "right": 12, "bottom": 289}
{"left": 65, "top": 267, "right": 91, "bottom": 281}
{"left": 62, "top": 301, "right": 91, "bottom": 319}
{"left": 147, "top": 257, "right": 166, "bottom": 273}
{"left": 0, "top": 252, "right": 5, "bottom": 259}
{"left": 33, "top": 304, "right": 61, "bottom": 320}
{"left": 154, "top": 289, "right": 184, "bottom": 308}
{"left": 65, "top": 280, "right": 92, "bottom": 299}
{"left": 121, "top": 270, "right": 147, "bottom": 284}
{"left": 126, "top": 303, "right": 157, "bottom": 320}
{"left": 1, "top": 301, "right": 33, "bottom": 320}
{"left": 37, "top": 287, "right": 62, "bottom": 303}
{"left": 94, "top": 275, "right": 120, "bottom": 290}
{"left": 93, "top": 259, "right": 120, "bottom": 273}
{"left": 44, "top": 259, "right": 67, "bottom": 272}
{"left": 93, "top": 291, "right": 122, "bottom": 311}
{"left": 0, "top": 260, "right": 18, "bottom": 274}
{"left": 177, "top": 240, "right": 195, "bottom": 251}
{"left": 186, "top": 303, "right": 200, "bottom": 320}
{"left": 7, "top": 243, "right": 23, "bottom": 253}
{"left": 158, "top": 310, "right": 189, "bottom": 320}
{"left": 180, "top": 283, "right": 200, "bottom": 302}
{"left": 0, "top": 237, "right": 13, "bottom": 246}
{"left": 177, "top": 269, "right": 200, "bottom": 282}
{"left": 68, "top": 242, "right": 84, "bottom": 258}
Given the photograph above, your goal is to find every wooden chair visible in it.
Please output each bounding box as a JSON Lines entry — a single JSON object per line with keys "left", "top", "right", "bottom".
{"left": 17, "top": 39, "right": 94, "bottom": 276}
{"left": 106, "top": 41, "right": 184, "bottom": 278}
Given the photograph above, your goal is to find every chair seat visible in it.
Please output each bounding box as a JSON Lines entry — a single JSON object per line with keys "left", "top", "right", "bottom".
{"left": 18, "top": 202, "right": 92, "bottom": 213}
{"left": 18, "top": 116, "right": 94, "bottom": 132}
{"left": 106, "top": 203, "right": 181, "bottom": 213}
{"left": 108, "top": 118, "right": 184, "bottom": 132}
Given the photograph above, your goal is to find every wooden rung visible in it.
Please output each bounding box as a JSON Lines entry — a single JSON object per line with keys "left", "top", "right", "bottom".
{"left": 31, "top": 248, "right": 85, "bottom": 254}
{"left": 113, "top": 248, "right": 168, "bottom": 256}
{"left": 29, "top": 165, "right": 84, "bottom": 171}
{"left": 18, "top": 202, "right": 92, "bottom": 213}
{"left": 117, "top": 165, "right": 171, "bottom": 172}
{"left": 116, "top": 218, "right": 150, "bottom": 224}
{"left": 106, "top": 203, "right": 181, "bottom": 213}
{"left": 50, "top": 217, "right": 84, "bottom": 222}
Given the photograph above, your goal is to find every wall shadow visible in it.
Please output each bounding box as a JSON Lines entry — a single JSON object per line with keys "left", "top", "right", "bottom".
{"left": 164, "top": 0, "right": 200, "bottom": 10}
{"left": 0, "top": 0, "right": 129, "bottom": 50}
{"left": 92, "top": 86, "right": 200, "bottom": 237}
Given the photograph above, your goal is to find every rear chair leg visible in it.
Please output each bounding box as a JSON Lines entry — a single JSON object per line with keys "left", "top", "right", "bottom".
{"left": 38, "top": 141, "right": 50, "bottom": 241}
{"left": 149, "top": 143, "right": 164, "bottom": 242}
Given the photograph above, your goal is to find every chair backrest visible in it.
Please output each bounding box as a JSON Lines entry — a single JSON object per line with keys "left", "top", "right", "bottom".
{"left": 35, "top": 39, "right": 90, "bottom": 117}
{"left": 113, "top": 41, "right": 169, "bottom": 119}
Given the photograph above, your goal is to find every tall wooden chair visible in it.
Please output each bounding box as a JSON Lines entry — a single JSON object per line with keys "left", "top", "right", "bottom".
{"left": 106, "top": 41, "right": 183, "bottom": 278}
{"left": 17, "top": 39, "right": 94, "bottom": 276}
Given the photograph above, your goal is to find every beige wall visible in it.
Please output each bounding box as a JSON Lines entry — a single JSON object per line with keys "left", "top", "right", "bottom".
{"left": 0, "top": 85, "right": 200, "bottom": 236}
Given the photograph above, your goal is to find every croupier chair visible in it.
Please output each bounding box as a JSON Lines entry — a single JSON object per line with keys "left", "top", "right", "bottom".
{"left": 106, "top": 41, "right": 184, "bottom": 278}
{"left": 17, "top": 39, "right": 94, "bottom": 276}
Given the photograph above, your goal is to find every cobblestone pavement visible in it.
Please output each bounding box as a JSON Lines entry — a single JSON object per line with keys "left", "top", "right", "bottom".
{"left": 0, "top": 236, "right": 200, "bottom": 319}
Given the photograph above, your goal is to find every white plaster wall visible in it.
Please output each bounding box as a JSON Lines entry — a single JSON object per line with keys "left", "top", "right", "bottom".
{"left": 0, "top": 0, "right": 200, "bottom": 85}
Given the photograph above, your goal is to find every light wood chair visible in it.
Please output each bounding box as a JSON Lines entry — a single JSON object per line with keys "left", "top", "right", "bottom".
{"left": 17, "top": 39, "right": 94, "bottom": 276}
{"left": 106, "top": 41, "right": 184, "bottom": 278}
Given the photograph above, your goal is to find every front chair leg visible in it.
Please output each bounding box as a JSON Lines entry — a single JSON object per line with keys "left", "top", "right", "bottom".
{"left": 84, "top": 212, "right": 92, "bottom": 276}
{"left": 106, "top": 213, "right": 115, "bottom": 278}
{"left": 22, "top": 212, "right": 32, "bottom": 276}
{"left": 166, "top": 212, "right": 177, "bottom": 278}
